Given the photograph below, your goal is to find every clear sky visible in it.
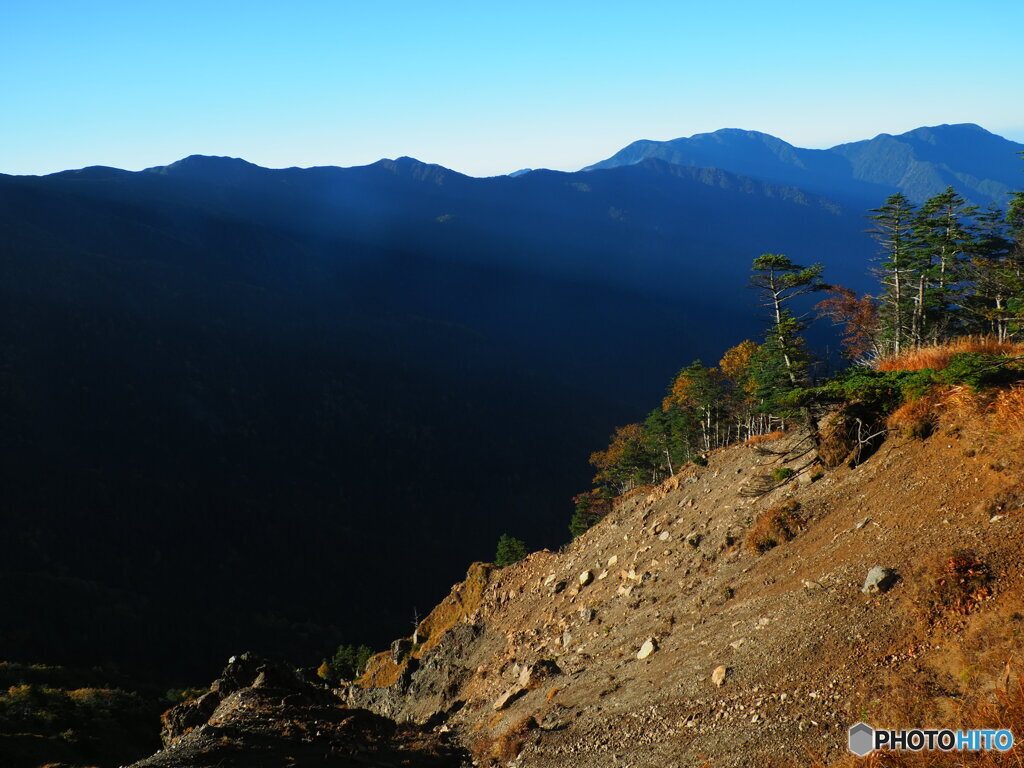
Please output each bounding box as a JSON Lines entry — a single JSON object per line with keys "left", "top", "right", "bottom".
{"left": 2, "top": 0, "right": 1022, "bottom": 177}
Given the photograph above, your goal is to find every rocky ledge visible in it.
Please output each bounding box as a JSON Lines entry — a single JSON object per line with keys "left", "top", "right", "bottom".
{"left": 129, "top": 652, "right": 468, "bottom": 768}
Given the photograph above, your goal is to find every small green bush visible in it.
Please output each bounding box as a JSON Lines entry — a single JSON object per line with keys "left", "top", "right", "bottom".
{"left": 494, "top": 534, "right": 528, "bottom": 567}
{"left": 771, "top": 466, "right": 795, "bottom": 482}
{"left": 319, "top": 643, "right": 373, "bottom": 683}
{"left": 937, "top": 354, "right": 1024, "bottom": 390}
{"left": 164, "top": 687, "right": 206, "bottom": 705}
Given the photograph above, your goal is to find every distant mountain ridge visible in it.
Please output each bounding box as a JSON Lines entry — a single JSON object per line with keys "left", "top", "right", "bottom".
{"left": 1, "top": 121, "right": 1020, "bottom": 683}
{"left": 0, "top": 150, "right": 871, "bottom": 682}
{"left": 583, "top": 123, "right": 1024, "bottom": 207}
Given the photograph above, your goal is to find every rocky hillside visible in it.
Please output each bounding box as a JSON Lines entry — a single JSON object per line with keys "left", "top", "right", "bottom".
{"left": 343, "top": 397, "right": 1024, "bottom": 766}
{"left": 126, "top": 394, "right": 1024, "bottom": 767}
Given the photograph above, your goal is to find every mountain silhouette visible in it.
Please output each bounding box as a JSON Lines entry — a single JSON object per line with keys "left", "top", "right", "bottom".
{"left": 1, "top": 128, "right": 1015, "bottom": 682}
{"left": 584, "top": 123, "right": 1023, "bottom": 207}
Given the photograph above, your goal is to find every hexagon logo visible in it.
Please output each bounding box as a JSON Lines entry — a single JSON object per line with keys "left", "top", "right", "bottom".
{"left": 848, "top": 722, "right": 875, "bottom": 756}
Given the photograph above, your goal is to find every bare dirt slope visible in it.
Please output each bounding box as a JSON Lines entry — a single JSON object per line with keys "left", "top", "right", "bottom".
{"left": 352, "top": 406, "right": 1024, "bottom": 767}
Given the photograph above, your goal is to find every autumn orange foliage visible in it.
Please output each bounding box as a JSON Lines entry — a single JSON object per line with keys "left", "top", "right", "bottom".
{"left": 719, "top": 340, "right": 759, "bottom": 396}
{"left": 815, "top": 286, "right": 880, "bottom": 360}
{"left": 877, "top": 337, "right": 1024, "bottom": 372}
{"left": 589, "top": 423, "right": 645, "bottom": 485}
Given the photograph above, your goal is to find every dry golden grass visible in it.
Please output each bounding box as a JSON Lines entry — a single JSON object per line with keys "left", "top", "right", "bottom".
{"left": 885, "top": 384, "right": 1000, "bottom": 439}
{"left": 877, "top": 337, "right": 1024, "bottom": 372}
{"left": 415, "top": 561, "right": 492, "bottom": 655}
{"left": 994, "top": 385, "right": 1024, "bottom": 432}
{"left": 745, "top": 430, "right": 787, "bottom": 446}
{"left": 886, "top": 392, "right": 945, "bottom": 438}
{"left": 355, "top": 651, "right": 406, "bottom": 689}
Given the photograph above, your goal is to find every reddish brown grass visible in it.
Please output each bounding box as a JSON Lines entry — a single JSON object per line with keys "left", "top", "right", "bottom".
{"left": 911, "top": 550, "right": 994, "bottom": 623}
{"left": 469, "top": 715, "right": 536, "bottom": 765}
{"left": 745, "top": 430, "right": 787, "bottom": 446}
{"left": 877, "top": 337, "right": 1024, "bottom": 372}
{"left": 820, "top": 678, "right": 1024, "bottom": 767}
{"left": 884, "top": 383, "right": 1022, "bottom": 440}
{"left": 886, "top": 392, "right": 945, "bottom": 438}
{"left": 746, "top": 499, "right": 804, "bottom": 553}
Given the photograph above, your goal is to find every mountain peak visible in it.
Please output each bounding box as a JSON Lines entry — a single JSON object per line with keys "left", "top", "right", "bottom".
{"left": 370, "top": 156, "right": 463, "bottom": 184}
{"left": 144, "top": 155, "right": 267, "bottom": 185}
{"left": 585, "top": 123, "right": 1022, "bottom": 206}
{"left": 44, "top": 165, "right": 131, "bottom": 180}
{"left": 152, "top": 154, "right": 260, "bottom": 172}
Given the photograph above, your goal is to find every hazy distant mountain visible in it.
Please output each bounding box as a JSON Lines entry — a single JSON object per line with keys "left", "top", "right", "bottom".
{"left": 0, "top": 153, "right": 874, "bottom": 681}
{"left": 584, "top": 123, "right": 1024, "bottom": 207}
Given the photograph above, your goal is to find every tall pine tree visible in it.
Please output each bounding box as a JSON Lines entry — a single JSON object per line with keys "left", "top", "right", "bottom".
{"left": 749, "top": 254, "right": 823, "bottom": 386}
{"left": 965, "top": 204, "right": 1022, "bottom": 340}
{"left": 911, "top": 187, "right": 977, "bottom": 343}
{"left": 867, "top": 193, "right": 917, "bottom": 355}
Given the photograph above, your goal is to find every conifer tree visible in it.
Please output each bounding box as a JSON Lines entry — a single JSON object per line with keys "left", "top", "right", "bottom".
{"left": 569, "top": 490, "right": 611, "bottom": 539}
{"left": 749, "top": 254, "right": 823, "bottom": 384}
{"left": 663, "top": 361, "right": 724, "bottom": 452}
{"left": 494, "top": 534, "right": 528, "bottom": 566}
{"left": 965, "top": 204, "right": 1022, "bottom": 340}
{"left": 911, "top": 187, "right": 977, "bottom": 343}
{"left": 867, "top": 193, "right": 917, "bottom": 354}
{"left": 643, "top": 407, "right": 686, "bottom": 477}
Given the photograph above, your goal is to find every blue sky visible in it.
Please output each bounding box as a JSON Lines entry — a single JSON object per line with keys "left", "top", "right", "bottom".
{"left": 2, "top": 0, "right": 1022, "bottom": 177}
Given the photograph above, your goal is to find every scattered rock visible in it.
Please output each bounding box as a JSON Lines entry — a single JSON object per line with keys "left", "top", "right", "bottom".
{"left": 729, "top": 638, "right": 746, "bottom": 650}
{"left": 579, "top": 570, "right": 594, "bottom": 587}
{"left": 538, "top": 706, "right": 572, "bottom": 731}
{"left": 861, "top": 566, "right": 898, "bottom": 595}
{"left": 637, "top": 638, "right": 658, "bottom": 660}
{"left": 550, "top": 580, "right": 568, "bottom": 595}
{"left": 519, "top": 659, "right": 561, "bottom": 689}
{"left": 658, "top": 531, "right": 670, "bottom": 541}
{"left": 711, "top": 665, "right": 729, "bottom": 687}
{"left": 685, "top": 532, "right": 702, "bottom": 548}
{"left": 493, "top": 687, "right": 524, "bottom": 710}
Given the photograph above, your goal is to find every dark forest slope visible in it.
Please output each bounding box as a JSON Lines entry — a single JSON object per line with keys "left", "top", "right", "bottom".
{"left": 0, "top": 156, "right": 871, "bottom": 682}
